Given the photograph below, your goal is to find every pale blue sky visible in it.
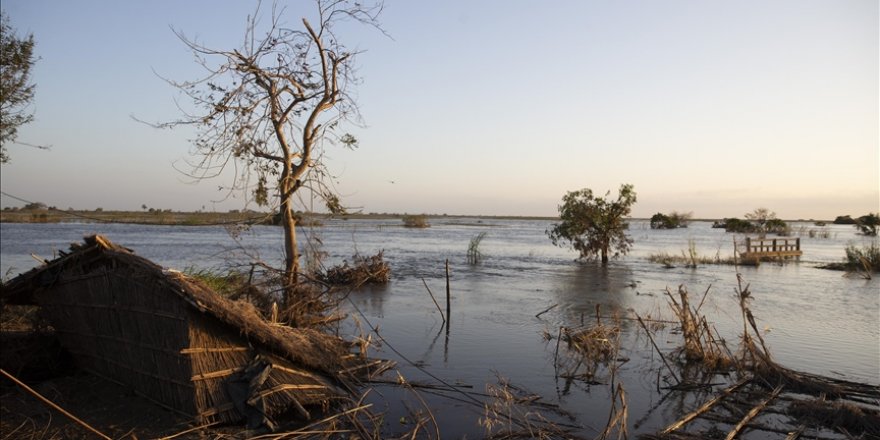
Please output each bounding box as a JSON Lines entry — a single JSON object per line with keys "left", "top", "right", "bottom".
{"left": 1, "top": 1, "right": 877, "bottom": 219}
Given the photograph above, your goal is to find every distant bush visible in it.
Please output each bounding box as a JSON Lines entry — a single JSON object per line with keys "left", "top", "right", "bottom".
{"left": 720, "top": 218, "right": 757, "bottom": 233}
{"left": 716, "top": 210, "right": 788, "bottom": 236}
{"left": 23, "top": 202, "right": 47, "bottom": 210}
{"left": 650, "top": 211, "right": 691, "bottom": 229}
{"left": 402, "top": 214, "right": 430, "bottom": 228}
{"left": 765, "top": 218, "right": 790, "bottom": 236}
{"left": 833, "top": 215, "right": 856, "bottom": 225}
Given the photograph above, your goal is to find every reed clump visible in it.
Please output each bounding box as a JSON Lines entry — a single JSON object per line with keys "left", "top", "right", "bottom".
{"left": 318, "top": 252, "right": 391, "bottom": 286}
{"left": 467, "top": 232, "right": 488, "bottom": 264}
{"left": 554, "top": 309, "right": 623, "bottom": 383}
{"left": 480, "top": 375, "right": 578, "bottom": 439}
{"left": 563, "top": 324, "right": 621, "bottom": 374}
{"left": 663, "top": 286, "right": 734, "bottom": 372}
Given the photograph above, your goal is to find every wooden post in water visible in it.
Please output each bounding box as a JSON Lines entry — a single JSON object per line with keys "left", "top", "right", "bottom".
{"left": 445, "top": 259, "right": 451, "bottom": 328}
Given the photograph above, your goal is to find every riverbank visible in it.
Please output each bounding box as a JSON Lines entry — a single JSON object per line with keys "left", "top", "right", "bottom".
{"left": 0, "top": 208, "right": 557, "bottom": 226}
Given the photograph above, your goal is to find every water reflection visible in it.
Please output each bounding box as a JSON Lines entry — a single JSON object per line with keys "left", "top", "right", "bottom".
{"left": 549, "top": 263, "right": 635, "bottom": 328}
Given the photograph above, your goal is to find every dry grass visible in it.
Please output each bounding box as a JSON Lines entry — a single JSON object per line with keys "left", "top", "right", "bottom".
{"left": 647, "top": 273, "right": 880, "bottom": 439}
{"left": 318, "top": 252, "right": 391, "bottom": 286}
{"left": 664, "top": 286, "right": 735, "bottom": 372}
{"left": 480, "top": 374, "right": 580, "bottom": 439}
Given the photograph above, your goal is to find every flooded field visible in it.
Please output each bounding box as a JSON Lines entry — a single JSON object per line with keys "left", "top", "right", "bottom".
{"left": 1, "top": 219, "right": 878, "bottom": 437}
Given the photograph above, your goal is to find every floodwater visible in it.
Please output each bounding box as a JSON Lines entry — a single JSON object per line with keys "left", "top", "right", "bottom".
{"left": 1, "top": 219, "right": 878, "bottom": 437}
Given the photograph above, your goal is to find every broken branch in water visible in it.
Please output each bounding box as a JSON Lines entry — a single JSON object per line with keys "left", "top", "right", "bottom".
{"left": 535, "top": 303, "right": 558, "bottom": 318}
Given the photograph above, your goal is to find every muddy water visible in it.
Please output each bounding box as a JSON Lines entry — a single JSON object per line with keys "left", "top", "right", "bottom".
{"left": 2, "top": 219, "right": 878, "bottom": 436}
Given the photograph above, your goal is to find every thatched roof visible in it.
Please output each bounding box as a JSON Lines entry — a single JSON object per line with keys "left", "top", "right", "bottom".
{"left": 1, "top": 234, "right": 348, "bottom": 374}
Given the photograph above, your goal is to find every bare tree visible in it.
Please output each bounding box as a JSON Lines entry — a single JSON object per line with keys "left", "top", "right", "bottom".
{"left": 153, "top": 1, "right": 383, "bottom": 303}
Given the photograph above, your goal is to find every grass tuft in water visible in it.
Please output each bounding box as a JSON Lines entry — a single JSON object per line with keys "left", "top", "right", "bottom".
{"left": 467, "top": 232, "right": 488, "bottom": 264}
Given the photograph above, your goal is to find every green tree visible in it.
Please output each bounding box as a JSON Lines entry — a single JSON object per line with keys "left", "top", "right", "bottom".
{"left": 547, "top": 184, "right": 637, "bottom": 264}
{"left": 0, "top": 12, "right": 37, "bottom": 164}
{"left": 153, "top": 1, "right": 383, "bottom": 303}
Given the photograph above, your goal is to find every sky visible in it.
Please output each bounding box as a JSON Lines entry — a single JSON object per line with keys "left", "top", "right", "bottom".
{"left": 0, "top": 0, "right": 877, "bottom": 219}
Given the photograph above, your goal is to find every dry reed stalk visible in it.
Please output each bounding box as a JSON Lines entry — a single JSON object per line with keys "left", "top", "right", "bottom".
{"left": 0, "top": 368, "right": 113, "bottom": 440}
{"left": 724, "top": 384, "right": 782, "bottom": 440}
{"left": 480, "top": 375, "right": 578, "bottom": 439}
{"left": 597, "top": 382, "right": 628, "bottom": 440}
{"left": 634, "top": 314, "right": 680, "bottom": 386}
{"left": 658, "top": 378, "right": 751, "bottom": 435}
{"left": 663, "top": 286, "right": 733, "bottom": 372}
{"left": 395, "top": 371, "right": 442, "bottom": 439}
{"left": 421, "top": 278, "right": 446, "bottom": 324}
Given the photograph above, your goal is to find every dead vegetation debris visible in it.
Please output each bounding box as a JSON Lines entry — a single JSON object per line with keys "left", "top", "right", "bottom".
{"left": 317, "top": 252, "right": 390, "bottom": 286}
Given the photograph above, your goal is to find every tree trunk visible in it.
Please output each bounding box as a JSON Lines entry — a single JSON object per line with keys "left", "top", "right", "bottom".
{"left": 601, "top": 247, "right": 609, "bottom": 264}
{"left": 281, "top": 197, "right": 299, "bottom": 305}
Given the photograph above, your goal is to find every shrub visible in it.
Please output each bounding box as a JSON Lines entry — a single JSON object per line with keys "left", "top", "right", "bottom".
{"left": 722, "top": 218, "right": 757, "bottom": 233}
{"left": 402, "top": 214, "right": 430, "bottom": 228}
{"left": 765, "top": 218, "right": 790, "bottom": 236}
{"left": 650, "top": 211, "right": 692, "bottom": 229}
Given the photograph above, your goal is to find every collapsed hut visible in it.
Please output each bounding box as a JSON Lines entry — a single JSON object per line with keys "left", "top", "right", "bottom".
{"left": 1, "top": 235, "right": 392, "bottom": 429}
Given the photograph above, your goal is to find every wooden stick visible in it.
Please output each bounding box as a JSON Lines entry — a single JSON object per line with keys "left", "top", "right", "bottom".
{"left": 635, "top": 314, "right": 681, "bottom": 386}
{"left": 0, "top": 369, "right": 113, "bottom": 440}
{"left": 659, "top": 377, "right": 751, "bottom": 435}
{"left": 445, "top": 259, "right": 451, "bottom": 327}
{"left": 725, "top": 385, "right": 782, "bottom": 440}
{"left": 421, "top": 278, "right": 446, "bottom": 323}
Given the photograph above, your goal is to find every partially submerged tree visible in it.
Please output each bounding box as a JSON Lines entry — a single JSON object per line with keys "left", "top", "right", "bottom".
{"left": 548, "top": 184, "right": 637, "bottom": 264}
{"left": 744, "top": 208, "right": 788, "bottom": 236}
{"left": 0, "top": 12, "right": 37, "bottom": 164}
{"left": 155, "top": 1, "right": 383, "bottom": 303}
{"left": 650, "top": 211, "right": 692, "bottom": 229}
